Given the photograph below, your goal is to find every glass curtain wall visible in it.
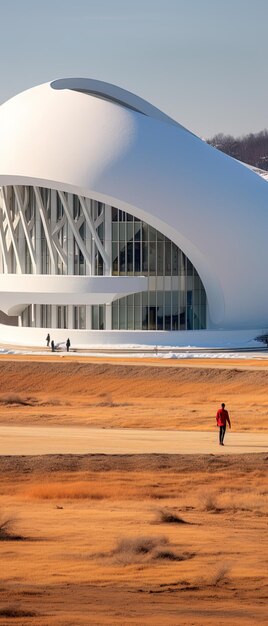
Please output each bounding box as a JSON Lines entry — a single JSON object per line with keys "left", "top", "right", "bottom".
{"left": 111, "top": 208, "right": 206, "bottom": 331}
{"left": 1, "top": 186, "right": 206, "bottom": 331}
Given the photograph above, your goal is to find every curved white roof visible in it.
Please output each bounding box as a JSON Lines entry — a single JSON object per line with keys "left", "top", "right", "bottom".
{"left": 1, "top": 77, "right": 268, "bottom": 330}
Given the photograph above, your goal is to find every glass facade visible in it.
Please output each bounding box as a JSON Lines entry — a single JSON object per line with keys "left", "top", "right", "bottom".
{"left": 110, "top": 208, "right": 206, "bottom": 331}
{"left": 0, "top": 185, "right": 207, "bottom": 331}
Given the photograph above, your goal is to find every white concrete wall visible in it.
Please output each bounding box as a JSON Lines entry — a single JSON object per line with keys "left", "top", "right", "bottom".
{"left": 0, "top": 274, "right": 148, "bottom": 315}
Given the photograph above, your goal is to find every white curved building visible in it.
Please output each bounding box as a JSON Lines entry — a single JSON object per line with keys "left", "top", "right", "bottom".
{"left": 0, "top": 77, "right": 268, "bottom": 348}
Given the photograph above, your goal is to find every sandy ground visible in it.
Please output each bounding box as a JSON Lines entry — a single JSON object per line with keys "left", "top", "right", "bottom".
{"left": 0, "top": 355, "right": 267, "bottom": 625}
{"left": 0, "top": 356, "right": 268, "bottom": 431}
{"left": 0, "top": 454, "right": 267, "bottom": 625}
{"left": 0, "top": 425, "right": 267, "bottom": 455}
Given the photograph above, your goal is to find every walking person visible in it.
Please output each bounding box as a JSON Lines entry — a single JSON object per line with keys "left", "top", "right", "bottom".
{"left": 51, "top": 340, "right": 55, "bottom": 353}
{"left": 216, "top": 402, "right": 231, "bottom": 446}
{"left": 66, "top": 338, "right": 71, "bottom": 352}
{"left": 46, "top": 333, "right": 50, "bottom": 347}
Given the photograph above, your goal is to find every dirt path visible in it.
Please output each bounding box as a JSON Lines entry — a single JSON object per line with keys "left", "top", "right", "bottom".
{"left": 0, "top": 424, "right": 267, "bottom": 455}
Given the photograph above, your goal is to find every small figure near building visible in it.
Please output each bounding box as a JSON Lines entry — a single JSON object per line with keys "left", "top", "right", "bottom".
{"left": 216, "top": 402, "right": 231, "bottom": 446}
{"left": 51, "top": 340, "right": 55, "bottom": 352}
{"left": 46, "top": 333, "right": 50, "bottom": 347}
{"left": 66, "top": 338, "right": 71, "bottom": 352}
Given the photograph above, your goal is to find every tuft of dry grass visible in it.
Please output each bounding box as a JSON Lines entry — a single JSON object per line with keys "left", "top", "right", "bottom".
{"left": 156, "top": 509, "right": 188, "bottom": 524}
{"left": 110, "top": 535, "right": 194, "bottom": 565}
{"left": 97, "top": 392, "right": 115, "bottom": 407}
{"left": 199, "top": 488, "right": 267, "bottom": 515}
{"left": 111, "top": 535, "right": 168, "bottom": 565}
{"left": 0, "top": 393, "right": 36, "bottom": 406}
{"left": 201, "top": 491, "right": 221, "bottom": 513}
{"left": 0, "top": 605, "right": 36, "bottom": 618}
{"left": 209, "top": 563, "right": 231, "bottom": 586}
{"left": 154, "top": 550, "right": 193, "bottom": 562}
{"left": 114, "top": 535, "right": 167, "bottom": 556}
{"left": 0, "top": 516, "right": 24, "bottom": 541}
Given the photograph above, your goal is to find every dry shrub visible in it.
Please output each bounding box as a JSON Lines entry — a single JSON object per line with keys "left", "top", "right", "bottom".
{"left": 115, "top": 535, "right": 166, "bottom": 556}
{"left": 209, "top": 563, "right": 231, "bottom": 586}
{"left": 111, "top": 535, "right": 194, "bottom": 565}
{"left": 0, "top": 605, "right": 36, "bottom": 618}
{"left": 219, "top": 490, "right": 267, "bottom": 514}
{"left": 0, "top": 393, "right": 35, "bottom": 406}
{"left": 39, "top": 398, "right": 63, "bottom": 406}
{"left": 98, "top": 392, "right": 114, "bottom": 407}
{"left": 156, "top": 509, "right": 188, "bottom": 524}
{"left": 201, "top": 491, "right": 220, "bottom": 512}
{"left": 0, "top": 394, "right": 64, "bottom": 408}
{"left": 112, "top": 535, "right": 167, "bottom": 564}
{"left": 200, "top": 488, "right": 267, "bottom": 515}
{"left": 154, "top": 550, "right": 193, "bottom": 562}
{"left": 0, "top": 517, "right": 24, "bottom": 541}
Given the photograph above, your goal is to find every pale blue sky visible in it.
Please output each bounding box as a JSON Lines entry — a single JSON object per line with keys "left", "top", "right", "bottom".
{"left": 1, "top": 0, "right": 267, "bottom": 137}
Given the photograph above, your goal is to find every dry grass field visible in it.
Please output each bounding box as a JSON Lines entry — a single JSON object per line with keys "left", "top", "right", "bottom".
{"left": 0, "top": 356, "right": 268, "bottom": 431}
{"left": 0, "top": 454, "right": 267, "bottom": 625}
{"left": 0, "top": 356, "right": 267, "bottom": 624}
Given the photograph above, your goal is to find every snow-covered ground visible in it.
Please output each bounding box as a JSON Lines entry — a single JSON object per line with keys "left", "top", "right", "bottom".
{"left": 1, "top": 346, "right": 268, "bottom": 359}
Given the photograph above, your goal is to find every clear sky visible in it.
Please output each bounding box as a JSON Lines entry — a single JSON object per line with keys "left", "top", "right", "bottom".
{"left": 1, "top": 0, "right": 267, "bottom": 138}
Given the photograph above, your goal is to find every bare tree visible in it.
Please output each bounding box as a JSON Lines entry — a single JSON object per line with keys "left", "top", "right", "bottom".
{"left": 207, "top": 129, "right": 268, "bottom": 170}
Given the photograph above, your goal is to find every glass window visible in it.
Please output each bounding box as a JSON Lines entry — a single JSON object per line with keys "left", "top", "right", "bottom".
{"left": 157, "top": 241, "right": 164, "bottom": 274}
{"left": 142, "top": 241, "right": 148, "bottom": 272}
{"left": 165, "top": 241, "right": 171, "bottom": 275}
{"left": 126, "top": 222, "right": 133, "bottom": 241}
{"left": 134, "top": 293, "right": 141, "bottom": 306}
{"left": 134, "top": 242, "right": 141, "bottom": 272}
{"left": 134, "top": 307, "right": 141, "bottom": 329}
{"left": 119, "top": 302, "right": 127, "bottom": 329}
{"left": 119, "top": 223, "right": 125, "bottom": 241}
{"left": 149, "top": 242, "right": 156, "bottom": 274}
{"left": 142, "top": 292, "right": 148, "bottom": 306}
{"left": 112, "top": 301, "right": 118, "bottom": 329}
{"left": 172, "top": 244, "right": 178, "bottom": 275}
{"left": 148, "top": 226, "right": 156, "bottom": 241}
{"left": 112, "top": 242, "right": 119, "bottom": 274}
{"left": 127, "top": 242, "right": 133, "bottom": 272}
{"left": 187, "top": 258, "right": 193, "bottom": 276}
{"left": 112, "top": 207, "right": 118, "bottom": 221}
{"left": 119, "top": 244, "right": 126, "bottom": 273}
{"left": 141, "top": 224, "right": 148, "bottom": 242}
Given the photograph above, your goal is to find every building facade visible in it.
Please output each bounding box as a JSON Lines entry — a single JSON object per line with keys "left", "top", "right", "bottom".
{"left": 0, "top": 78, "right": 267, "bottom": 347}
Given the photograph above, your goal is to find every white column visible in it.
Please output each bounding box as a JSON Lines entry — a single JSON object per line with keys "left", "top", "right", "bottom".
{"left": 105, "top": 204, "right": 112, "bottom": 329}
{"left": 67, "top": 193, "right": 74, "bottom": 275}
{"left": 51, "top": 306, "right": 57, "bottom": 329}
{"left": 104, "top": 204, "right": 112, "bottom": 276}
{"left": 86, "top": 305, "right": 92, "bottom": 330}
{"left": 50, "top": 190, "right": 58, "bottom": 328}
{"left": 106, "top": 304, "right": 112, "bottom": 330}
{"left": 35, "top": 305, "right": 41, "bottom": 328}
{"left": 68, "top": 305, "right": 74, "bottom": 329}
{"left": 35, "top": 187, "right": 42, "bottom": 273}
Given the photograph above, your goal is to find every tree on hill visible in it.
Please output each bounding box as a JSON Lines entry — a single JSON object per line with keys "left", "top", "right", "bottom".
{"left": 207, "top": 129, "right": 268, "bottom": 171}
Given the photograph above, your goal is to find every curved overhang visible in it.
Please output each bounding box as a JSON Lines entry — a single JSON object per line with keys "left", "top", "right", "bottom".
{"left": 1, "top": 79, "right": 268, "bottom": 329}
{"left": 50, "top": 77, "right": 186, "bottom": 129}
{"left": 0, "top": 275, "right": 148, "bottom": 316}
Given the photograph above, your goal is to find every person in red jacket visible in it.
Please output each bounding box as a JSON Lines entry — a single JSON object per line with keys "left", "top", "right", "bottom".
{"left": 216, "top": 403, "right": 231, "bottom": 445}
